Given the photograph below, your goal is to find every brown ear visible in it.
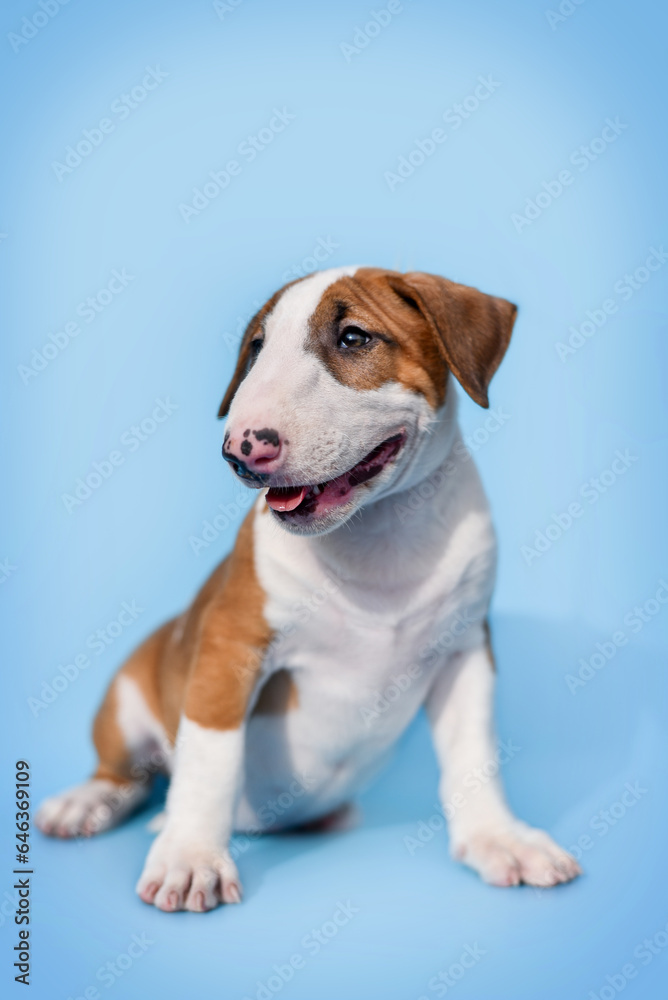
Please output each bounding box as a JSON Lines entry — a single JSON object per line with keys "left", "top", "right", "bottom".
{"left": 386, "top": 271, "right": 517, "bottom": 408}
{"left": 217, "top": 279, "right": 301, "bottom": 418}
{"left": 218, "top": 319, "right": 260, "bottom": 418}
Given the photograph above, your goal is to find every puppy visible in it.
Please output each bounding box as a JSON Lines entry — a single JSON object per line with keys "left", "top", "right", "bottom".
{"left": 37, "top": 267, "right": 581, "bottom": 911}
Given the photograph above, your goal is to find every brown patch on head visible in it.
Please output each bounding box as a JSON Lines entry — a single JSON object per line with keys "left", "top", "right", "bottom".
{"left": 306, "top": 268, "right": 445, "bottom": 408}
{"left": 306, "top": 267, "right": 517, "bottom": 409}
{"left": 251, "top": 668, "right": 299, "bottom": 716}
{"left": 218, "top": 278, "right": 304, "bottom": 418}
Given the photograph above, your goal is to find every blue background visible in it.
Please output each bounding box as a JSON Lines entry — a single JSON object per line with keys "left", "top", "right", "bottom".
{"left": 1, "top": 0, "right": 667, "bottom": 997}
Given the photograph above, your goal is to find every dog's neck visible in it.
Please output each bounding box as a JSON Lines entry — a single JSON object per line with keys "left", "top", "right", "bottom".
{"left": 308, "top": 386, "right": 468, "bottom": 594}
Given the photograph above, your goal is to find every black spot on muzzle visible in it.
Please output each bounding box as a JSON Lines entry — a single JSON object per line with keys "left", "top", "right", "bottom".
{"left": 253, "top": 427, "right": 280, "bottom": 447}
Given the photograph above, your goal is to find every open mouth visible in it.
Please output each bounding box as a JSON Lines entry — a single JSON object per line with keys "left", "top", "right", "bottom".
{"left": 265, "top": 432, "right": 406, "bottom": 519}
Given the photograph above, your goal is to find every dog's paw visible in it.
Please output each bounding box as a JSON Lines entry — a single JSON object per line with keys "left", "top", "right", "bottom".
{"left": 453, "top": 821, "right": 582, "bottom": 888}
{"left": 136, "top": 831, "right": 242, "bottom": 912}
{"left": 35, "top": 779, "right": 147, "bottom": 838}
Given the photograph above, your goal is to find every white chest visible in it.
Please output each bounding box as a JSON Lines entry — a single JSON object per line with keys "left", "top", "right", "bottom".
{"left": 239, "top": 454, "right": 496, "bottom": 828}
{"left": 252, "top": 478, "right": 495, "bottom": 734}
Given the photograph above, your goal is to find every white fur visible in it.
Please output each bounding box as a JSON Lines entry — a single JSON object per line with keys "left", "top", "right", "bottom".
{"left": 226, "top": 266, "right": 442, "bottom": 525}
{"left": 116, "top": 674, "right": 172, "bottom": 766}
{"left": 426, "top": 646, "right": 580, "bottom": 885}
{"left": 35, "top": 778, "right": 148, "bottom": 838}
{"left": 34, "top": 675, "right": 169, "bottom": 839}
{"left": 43, "top": 267, "right": 579, "bottom": 906}
{"left": 234, "top": 405, "right": 579, "bottom": 886}
{"left": 136, "top": 718, "right": 243, "bottom": 911}
{"left": 241, "top": 415, "right": 497, "bottom": 830}
{"left": 224, "top": 268, "right": 578, "bottom": 888}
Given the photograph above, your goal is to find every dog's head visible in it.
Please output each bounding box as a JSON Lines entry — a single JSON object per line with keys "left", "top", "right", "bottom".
{"left": 219, "top": 267, "right": 516, "bottom": 536}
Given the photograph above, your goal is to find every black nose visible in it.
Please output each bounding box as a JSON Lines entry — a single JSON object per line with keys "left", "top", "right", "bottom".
{"left": 221, "top": 444, "right": 267, "bottom": 485}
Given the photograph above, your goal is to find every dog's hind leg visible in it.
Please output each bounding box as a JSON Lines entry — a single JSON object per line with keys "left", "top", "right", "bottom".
{"left": 36, "top": 623, "right": 175, "bottom": 839}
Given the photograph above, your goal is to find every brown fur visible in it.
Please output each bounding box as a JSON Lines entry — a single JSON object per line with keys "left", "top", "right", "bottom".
{"left": 92, "top": 266, "right": 512, "bottom": 784}
{"left": 92, "top": 621, "right": 174, "bottom": 783}
{"left": 307, "top": 268, "right": 446, "bottom": 408}
{"left": 306, "top": 268, "right": 516, "bottom": 409}
{"left": 391, "top": 271, "right": 516, "bottom": 409}
{"left": 91, "top": 508, "right": 272, "bottom": 783}
{"left": 92, "top": 680, "right": 130, "bottom": 785}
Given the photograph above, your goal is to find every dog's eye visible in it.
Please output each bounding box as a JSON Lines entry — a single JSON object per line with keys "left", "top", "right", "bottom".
{"left": 338, "top": 327, "right": 372, "bottom": 350}
{"left": 247, "top": 338, "right": 263, "bottom": 370}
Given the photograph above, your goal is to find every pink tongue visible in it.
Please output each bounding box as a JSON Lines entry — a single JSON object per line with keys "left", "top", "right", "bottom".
{"left": 265, "top": 486, "right": 308, "bottom": 512}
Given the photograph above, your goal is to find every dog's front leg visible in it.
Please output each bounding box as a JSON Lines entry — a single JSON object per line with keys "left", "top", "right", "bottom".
{"left": 136, "top": 718, "right": 245, "bottom": 912}
{"left": 425, "top": 634, "right": 581, "bottom": 888}
{"left": 136, "top": 625, "right": 266, "bottom": 912}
